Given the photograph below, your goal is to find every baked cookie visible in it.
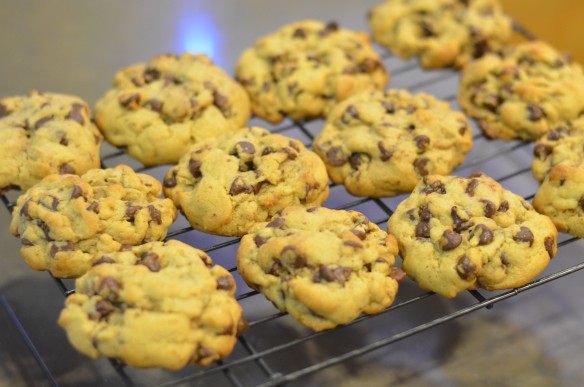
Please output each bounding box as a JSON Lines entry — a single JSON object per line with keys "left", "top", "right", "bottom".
{"left": 313, "top": 89, "right": 472, "bottom": 197}
{"left": 235, "top": 20, "right": 388, "bottom": 123}
{"left": 9, "top": 165, "right": 177, "bottom": 278}
{"left": 532, "top": 123, "right": 584, "bottom": 181}
{"left": 368, "top": 0, "right": 512, "bottom": 69}
{"left": 0, "top": 90, "right": 102, "bottom": 192}
{"left": 163, "top": 127, "right": 329, "bottom": 236}
{"left": 534, "top": 164, "right": 584, "bottom": 238}
{"left": 388, "top": 173, "right": 557, "bottom": 298}
{"left": 458, "top": 41, "right": 584, "bottom": 141}
{"left": 58, "top": 240, "right": 247, "bottom": 369}
{"left": 237, "top": 206, "right": 404, "bottom": 331}
{"left": 95, "top": 53, "right": 250, "bottom": 166}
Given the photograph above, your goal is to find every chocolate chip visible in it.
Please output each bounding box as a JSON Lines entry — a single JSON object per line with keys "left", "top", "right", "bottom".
{"left": 199, "top": 253, "right": 213, "bottom": 267}
{"left": 143, "top": 68, "right": 160, "bottom": 83}
{"left": 346, "top": 105, "right": 359, "bottom": 119}
{"left": 189, "top": 159, "right": 202, "bottom": 179}
{"left": 58, "top": 133, "right": 69, "bottom": 145}
{"left": 544, "top": 236, "right": 555, "bottom": 258}
{"left": 419, "top": 205, "right": 432, "bottom": 221}
{"left": 319, "top": 21, "right": 339, "bottom": 36}
{"left": 327, "top": 146, "right": 347, "bottom": 166}
{"left": 381, "top": 100, "right": 395, "bottom": 113}
{"left": 262, "top": 146, "right": 275, "bottom": 156}
{"left": 456, "top": 255, "right": 477, "bottom": 280}
{"left": 67, "top": 104, "right": 85, "bottom": 124}
{"left": 49, "top": 241, "right": 74, "bottom": 258}
{"left": 306, "top": 207, "right": 318, "bottom": 213}
{"left": 266, "top": 217, "right": 286, "bottom": 229}
{"left": 125, "top": 203, "right": 142, "bottom": 221}
{"left": 236, "top": 141, "right": 255, "bottom": 155}
{"left": 481, "top": 199, "right": 496, "bottom": 218}
{"left": 513, "top": 226, "right": 534, "bottom": 246}
{"left": 472, "top": 224, "right": 494, "bottom": 245}
{"left": 533, "top": 143, "right": 553, "bottom": 160}
{"left": 482, "top": 94, "right": 501, "bottom": 113}
{"left": 147, "top": 205, "right": 162, "bottom": 225}
{"left": 262, "top": 81, "right": 271, "bottom": 92}
{"left": 288, "top": 81, "right": 299, "bottom": 95}
{"left": 473, "top": 39, "right": 489, "bottom": 58}
{"left": 546, "top": 127, "right": 567, "bottom": 141}
{"left": 293, "top": 28, "right": 307, "bottom": 38}
{"left": 281, "top": 147, "right": 298, "bottom": 160}
{"left": 269, "top": 259, "right": 282, "bottom": 275}
{"left": 213, "top": 91, "right": 228, "bottom": 109}
{"left": 143, "top": 99, "right": 163, "bottom": 112}
{"left": 389, "top": 267, "right": 407, "bottom": 282}
{"left": 95, "top": 300, "right": 115, "bottom": 320}
{"left": 289, "top": 141, "right": 300, "bottom": 152}
{"left": 414, "top": 135, "right": 430, "bottom": 150}
{"left": 451, "top": 206, "right": 473, "bottom": 232}
{"left": 21, "top": 238, "right": 34, "bottom": 246}
{"left": 422, "top": 179, "right": 446, "bottom": 195}
{"left": 440, "top": 230, "right": 462, "bottom": 251}
{"left": 20, "top": 200, "right": 31, "bottom": 218}
{"left": 498, "top": 200, "right": 509, "bottom": 213}
{"left": 413, "top": 157, "right": 430, "bottom": 175}
{"left": 93, "top": 255, "right": 115, "bottom": 266}
{"left": 420, "top": 20, "right": 435, "bottom": 37}
{"left": 351, "top": 229, "right": 366, "bottom": 240}
{"left": 217, "top": 276, "right": 234, "bottom": 291}
{"left": 34, "top": 116, "right": 53, "bottom": 129}
{"left": 316, "top": 266, "right": 351, "bottom": 285}
{"left": 466, "top": 179, "right": 479, "bottom": 196}
{"left": 71, "top": 185, "right": 83, "bottom": 199}
{"left": 237, "top": 317, "right": 249, "bottom": 336}
{"left": 0, "top": 103, "right": 10, "bottom": 118}
{"left": 163, "top": 171, "right": 178, "bottom": 188}
{"left": 254, "top": 234, "right": 269, "bottom": 247}
{"left": 37, "top": 220, "right": 52, "bottom": 241}
{"left": 139, "top": 252, "right": 160, "bottom": 272}
{"left": 358, "top": 58, "right": 379, "bottom": 73}
{"left": 527, "top": 104, "right": 545, "bottom": 121}
{"left": 378, "top": 142, "right": 393, "bottom": 161}
{"left": 59, "top": 164, "right": 75, "bottom": 175}
{"left": 87, "top": 201, "right": 99, "bottom": 213}
{"left": 118, "top": 94, "right": 140, "bottom": 109}
{"left": 229, "top": 176, "right": 254, "bottom": 195}
{"left": 349, "top": 152, "right": 369, "bottom": 169}
{"left": 99, "top": 276, "right": 121, "bottom": 298}
{"left": 415, "top": 221, "right": 431, "bottom": 238}
{"left": 343, "top": 240, "right": 364, "bottom": 248}
{"left": 120, "top": 245, "right": 133, "bottom": 252}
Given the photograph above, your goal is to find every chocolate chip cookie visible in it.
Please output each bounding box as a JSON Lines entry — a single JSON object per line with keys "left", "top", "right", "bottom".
{"left": 388, "top": 173, "right": 557, "bottom": 298}
{"left": 235, "top": 20, "right": 388, "bottom": 123}
{"left": 163, "top": 127, "right": 329, "bottom": 236}
{"left": 533, "top": 164, "right": 584, "bottom": 238}
{"left": 313, "top": 89, "right": 472, "bottom": 197}
{"left": 94, "top": 53, "right": 250, "bottom": 166}
{"left": 531, "top": 123, "right": 584, "bottom": 182}
{"left": 237, "top": 206, "right": 404, "bottom": 331}
{"left": 9, "top": 165, "right": 177, "bottom": 278}
{"left": 458, "top": 41, "right": 584, "bottom": 141}
{"left": 0, "top": 90, "right": 102, "bottom": 192}
{"left": 58, "top": 240, "right": 247, "bottom": 369}
{"left": 368, "top": 0, "right": 512, "bottom": 69}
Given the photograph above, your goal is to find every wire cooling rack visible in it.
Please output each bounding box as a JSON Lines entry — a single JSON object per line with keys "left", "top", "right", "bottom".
{"left": 2, "top": 26, "right": 584, "bottom": 387}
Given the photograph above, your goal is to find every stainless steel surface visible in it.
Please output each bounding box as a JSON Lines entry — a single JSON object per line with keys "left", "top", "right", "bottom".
{"left": 2, "top": 1, "right": 584, "bottom": 386}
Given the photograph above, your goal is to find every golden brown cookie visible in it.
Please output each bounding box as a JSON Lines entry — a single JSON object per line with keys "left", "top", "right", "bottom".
{"left": 237, "top": 206, "right": 404, "bottom": 331}
{"left": 95, "top": 53, "right": 250, "bottom": 166}
{"left": 10, "top": 165, "right": 177, "bottom": 278}
{"left": 163, "top": 127, "right": 329, "bottom": 236}
{"left": 235, "top": 20, "right": 388, "bottom": 123}
{"left": 0, "top": 90, "right": 101, "bottom": 192}
{"left": 388, "top": 173, "right": 557, "bottom": 298}
{"left": 58, "top": 240, "right": 247, "bottom": 369}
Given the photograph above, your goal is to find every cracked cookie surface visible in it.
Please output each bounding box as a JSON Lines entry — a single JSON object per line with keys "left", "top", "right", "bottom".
{"left": 58, "top": 240, "right": 246, "bottom": 369}
{"left": 95, "top": 53, "right": 250, "bottom": 166}
{"left": 0, "top": 90, "right": 102, "bottom": 192}
{"left": 9, "top": 165, "right": 177, "bottom": 278}
{"left": 313, "top": 89, "right": 472, "bottom": 197}
{"left": 458, "top": 41, "right": 584, "bottom": 141}
{"left": 368, "top": 0, "right": 512, "bottom": 69}
{"left": 237, "top": 206, "right": 404, "bottom": 331}
{"left": 235, "top": 20, "right": 388, "bottom": 123}
{"left": 163, "top": 127, "right": 329, "bottom": 236}
{"left": 388, "top": 173, "right": 557, "bottom": 298}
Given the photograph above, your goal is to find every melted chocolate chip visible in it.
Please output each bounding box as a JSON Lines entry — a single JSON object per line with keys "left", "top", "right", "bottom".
{"left": 466, "top": 179, "right": 479, "bottom": 196}
{"left": 93, "top": 255, "right": 115, "bottom": 266}
{"left": 343, "top": 240, "right": 364, "bottom": 249}
{"left": 389, "top": 267, "right": 407, "bottom": 282}
{"left": 163, "top": 171, "right": 178, "bottom": 188}
{"left": 473, "top": 224, "right": 494, "bottom": 245}
{"left": 319, "top": 21, "right": 339, "bottom": 36}
{"left": 199, "top": 253, "right": 213, "bottom": 267}
{"left": 143, "top": 68, "right": 161, "bottom": 83}
{"left": 456, "top": 255, "right": 477, "bottom": 280}
{"left": 413, "top": 157, "right": 430, "bottom": 175}
{"left": 0, "top": 103, "right": 10, "bottom": 118}
{"left": 513, "top": 226, "right": 534, "bottom": 246}
{"left": 498, "top": 200, "right": 509, "bottom": 213}
{"left": 143, "top": 99, "right": 163, "bottom": 112}
{"left": 422, "top": 179, "right": 446, "bottom": 195}
{"left": 59, "top": 164, "right": 75, "bottom": 175}
{"left": 98, "top": 276, "right": 121, "bottom": 298}
{"left": 419, "top": 205, "right": 432, "bottom": 221}
{"left": 441, "top": 230, "right": 462, "bottom": 251}
{"left": 21, "top": 238, "right": 34, "bottom": 246}
{"left": 213, "top": 91, "right": 228, "bottom": 109}
{"left": 71, "top": 185, "right": 83, "bottom": 199}
{"left": 49, "top": 241, "right": 74, "bottom": 258}
{"left": 87, "top": 201, "right": 99, "bottom": 213}
{"left": 533, "top": 143, "right": 553, "bottom": 160}
{"left": 125, "top": 204, "right": 142, "bottom": 221}
{"left": 189, "top": 159, "right": 202, "bottom": 178}
{"left": 378, "top": 142, "right": 393, "bottom": 161}
{"left": 266, "top": 217, "right": 286, "bottom": 229}
{"left": 527, "top": 104, "right": 545, "bottom": 121}
{"left": 147, "top": 205, "right": 162, "bottom": 224}
{"left": 415, "top": 221, "right": 431, "bottom": 238}
{"left": 481, "top": 199, "right": 496, "bottom": 218}
{"left": 381, "top": 100, "right": 395, "bottom": 113}
{"left": 317, "top": 266, "right": 351, "bottom": 285}
{"left": 119, "top": 93, "right": 140, "bottom": 109}
{"left": 95, "top": 300, "right": 116, "bottom": 319}
{"left": 351, "top": 229, "right": 367, "bottom": 240}
{"left": 254, "top": 234, "right": 269, "bottom": 247}
{"left": 236, "top": 141, "right": 255, "bottom": 154}
{"left": 327, "top": 146, "right": 347, "bottom": 166}
{"left": 229, "top": 176, "right": 254, "bottom": 195}
{"left": 420, "top": 20, "right": 435, "bottom": 37}
{"left": 34, "top": 116, "right": 53, "bottom": 129}
{"left": 414, "top": 135, "right": 430, "bottom": 150}
{"left": 547, "top": 127, "right": 567, "bottom": 141}
{"left": 217, "top": 276, "right": 235, "bottom": 291}
{"left": 20, "top": 200, "right": 31, "bottom": 218}
{"left": 38, "top": 220, "right": 52, "bottom": 241}
{"left": 58, "top": 132, "right": 69, "bottom": 145}
{"left": 451, "top": 206, "right": 473, "bottom": 232}
{"left": 261, "top": 146, "right": 275, "bottom": 156}
{"left": 281, "top": 147, "right": 298, "bottom": 160}
{"left": 139, "top": 252, "right": 160, "bottom": 272}
{"left": 269, "top": 259, "right": 282, "bottom": 275}
{"left": 293, "top": 28, "right": 307, "bottom": 38}
{"left": 358, "top": 58, "right": 379, "bottom": 73}
{"left": 66, "top": 104, "right": 85, "bottom": 125}
{"left": 349, "top": 152, "right": 369, "bottom": 169}
{"left": 544, "top": 236, "right": 555, "bottom": 258}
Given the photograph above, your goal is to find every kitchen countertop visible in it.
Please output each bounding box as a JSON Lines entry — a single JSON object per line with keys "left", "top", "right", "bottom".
{"left": 2, "top": 1, "right": 584, "bottom": 386}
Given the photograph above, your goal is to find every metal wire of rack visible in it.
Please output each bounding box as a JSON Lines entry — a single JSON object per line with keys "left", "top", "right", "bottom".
{"left": 2, "top": 29, "right": 584, "bottom": 387}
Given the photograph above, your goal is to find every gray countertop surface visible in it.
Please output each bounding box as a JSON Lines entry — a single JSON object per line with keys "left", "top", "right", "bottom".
{"left": 2, "top": 1, "right": 584, "bottom": 386}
